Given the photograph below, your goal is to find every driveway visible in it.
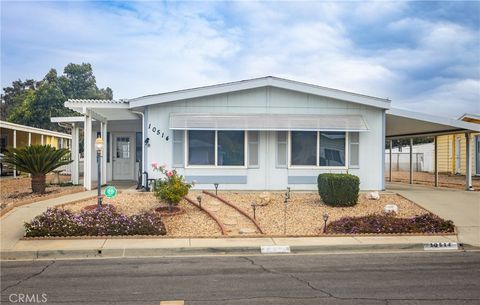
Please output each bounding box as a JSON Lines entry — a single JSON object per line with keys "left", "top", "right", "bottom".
{"left": 388, "top": 182, "right": 480, "bottom": 246}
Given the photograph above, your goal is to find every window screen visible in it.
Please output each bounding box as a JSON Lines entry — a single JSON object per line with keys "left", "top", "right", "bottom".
{"left": 248, "top": 131, "right": 259, "bottom": 167}
{"left": 349, "top": 132, "right": 359, "bottom": 167}
{"left": 276, "top": 131, "right": 288, "bottom": 168}
{"left": 173, "top": 130, "right": 185, "bottom": 167}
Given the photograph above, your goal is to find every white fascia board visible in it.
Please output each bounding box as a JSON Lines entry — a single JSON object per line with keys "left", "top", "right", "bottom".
{"left": 128, "top": 76, "right": 391, "bottom": 109}
{"left": 387, "top": 108, "right": 480, "bottom": 132}
{"left": 64, "top": 101, "right": 130, "bottom": 109}
{"left": 51, "top": 116, "right": 86, "bottom": 123}
{"left": 0, "top": 120, "right": 72, "bottom": 139}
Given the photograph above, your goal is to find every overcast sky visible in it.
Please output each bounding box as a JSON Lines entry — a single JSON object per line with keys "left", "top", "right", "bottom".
{"left": 1, "top": 1, "right": 479, "bottom": 117}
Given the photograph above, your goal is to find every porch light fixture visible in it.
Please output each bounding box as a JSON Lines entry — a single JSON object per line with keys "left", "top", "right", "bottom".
{"left": 286, "top": 187, "right": 291, "bottom": 199}
{"left": 214, "top": 183, "right": 219, "bottom": 195}
{"left": 197, "top": 195, "right": 202, "bottom": 208}
{"left": 95, "top": 137, "right": 104, "bottom": 209}
{"left": 323, "top": 212, "right": 329, "bottom": 233}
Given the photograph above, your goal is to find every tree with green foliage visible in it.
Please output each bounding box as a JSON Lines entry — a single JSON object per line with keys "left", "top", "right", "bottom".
{"left": 2, "top": 63, "right": 113, "bottom": 131}
{"left": 2, "top": 145, "right": 73, "bottom": 194}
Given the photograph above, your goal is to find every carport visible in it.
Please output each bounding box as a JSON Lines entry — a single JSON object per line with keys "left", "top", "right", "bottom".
{"left": 386, "top": 108, "right": 480, "bottom": 190}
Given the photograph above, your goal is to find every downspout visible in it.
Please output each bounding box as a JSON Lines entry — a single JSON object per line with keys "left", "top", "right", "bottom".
{"left": 130, "top": 110, "right": 145, "bottom": 188}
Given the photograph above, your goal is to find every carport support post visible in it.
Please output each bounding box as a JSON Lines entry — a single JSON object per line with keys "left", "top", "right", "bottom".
{"left": 71, "top": 123, "right": 79, "bottom": 185}
{"left": 101, "top": 121, "right": 107, "bottom": 185}
{"left": 13, "top": 129, "right": 16, "bottom": 177}
{"left": 465, "top": 133, "right": 473, "bottom": 191}
{"left": 84, "top": 114, "right": 92, "bottom": 191}
{"left": 389, "top": 140, "right": 392, "bottom": 182}
{"left": 434, "top": 136, "right": 439, "bottom": 187}
{"left": 409, "top": 138, "right": 413, "bottom": 184}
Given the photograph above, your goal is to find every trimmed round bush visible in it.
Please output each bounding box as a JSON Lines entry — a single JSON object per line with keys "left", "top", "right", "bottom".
{"left": 318, "top": 173, "right": 360, "bottom": 207}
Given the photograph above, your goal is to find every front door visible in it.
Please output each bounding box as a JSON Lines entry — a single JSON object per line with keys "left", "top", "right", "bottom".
{"left": 113, "top": 134, "right": 134, "bottom": 180}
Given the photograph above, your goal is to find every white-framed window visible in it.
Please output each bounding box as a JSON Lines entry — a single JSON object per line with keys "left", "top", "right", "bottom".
{"left": 185, "top": 130, "right": 247, "bottom": 167}
{"left": 288, "top": 131, "right": 348, "bottom": 168}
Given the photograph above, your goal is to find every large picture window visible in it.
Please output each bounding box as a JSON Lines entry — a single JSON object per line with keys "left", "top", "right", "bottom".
{"left": 291, "top": 131, "right": 317, "bottom": 166}
{"left": 320, "top": 132, "right": 346, "bottom": 166}
{"left": 188, "top": 130, "right": 215, "bottom": 165}
{"left": 218, "top": 131, "right": 245, "bottom": 166}
{"left": 187, "top": 130, "right": 245, "bottom": 166}
{"left": 289, "top": 131, "right": 347, "bottom": 167}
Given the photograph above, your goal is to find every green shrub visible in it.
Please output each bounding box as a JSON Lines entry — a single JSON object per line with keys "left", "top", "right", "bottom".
{"left": 317, "top": 173, "right": 360, "bottom": 206}
{"left": 152, "top": 163, "right": 192, "bottom": 211}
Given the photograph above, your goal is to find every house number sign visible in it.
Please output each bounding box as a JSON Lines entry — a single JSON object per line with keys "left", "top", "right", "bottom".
{"left": 148, "top": 123, "right": 169, "bottom": 141}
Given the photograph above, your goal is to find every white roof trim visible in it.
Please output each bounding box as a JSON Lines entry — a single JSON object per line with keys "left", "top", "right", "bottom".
{"left": 170, "top": 113, "right": 369, "bottom": 131}
{"left": 0, "top": 120, "right": 72, "bottom": 139}
{"left": 387, "top": 108, "right": 480, "bottom": 135}
{"left": 51, "top": 117, "right": 86, "bottom": 123}
{"left": 129, "top": 76, "right": 391, "bottom": 109}
{"left": 458, "top": 113, "right": 480, "bottom": 122}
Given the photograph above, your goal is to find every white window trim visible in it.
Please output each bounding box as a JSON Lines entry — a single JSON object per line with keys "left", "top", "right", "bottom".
{"left": 288, "top": 131, "right": 349, "bottom": 170}
{"left": 185, "top": 130, "right": 248, "bottom": 169}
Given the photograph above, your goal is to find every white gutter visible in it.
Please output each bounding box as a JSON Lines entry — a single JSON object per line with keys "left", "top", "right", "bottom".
{"left": 130, "top": 110, "right": 145, "bottom": 187}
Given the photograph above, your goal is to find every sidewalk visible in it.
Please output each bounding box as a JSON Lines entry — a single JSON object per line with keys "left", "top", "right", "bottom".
{"left": 388, "top": 182, "right": 480, "bottom": 247}
{"left": 1, "top": 235, "right": 461, "bottom": 260}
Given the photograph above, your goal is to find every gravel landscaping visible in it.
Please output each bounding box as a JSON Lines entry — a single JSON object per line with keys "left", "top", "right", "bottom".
{"left": 0, "top": 175, "right": 83, "bottom": 212}
{"left": 52, "top": 189, "right": 446, "bottom": 237}
{"left": 63, "top": 191, "right": 221, "bottom": 237}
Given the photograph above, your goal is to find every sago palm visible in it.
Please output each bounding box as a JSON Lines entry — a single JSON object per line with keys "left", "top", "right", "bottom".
{"left": 2, "top": 145, "right": 73, "bottom": 194}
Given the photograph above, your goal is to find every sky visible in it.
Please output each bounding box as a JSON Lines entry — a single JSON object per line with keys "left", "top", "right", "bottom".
{"left": 1, "top": 1, "right": 479, "bottom": 117}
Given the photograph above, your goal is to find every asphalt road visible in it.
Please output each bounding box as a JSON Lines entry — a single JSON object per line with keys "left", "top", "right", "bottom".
{"left": 1, "top": 252, "right": 479, "bottom": 305}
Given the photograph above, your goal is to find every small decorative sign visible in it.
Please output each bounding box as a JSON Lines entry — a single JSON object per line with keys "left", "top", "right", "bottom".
{"left": 423, "top": 242, "right": 458, "bottom": 251}
{"left": 104, "top": 186, "right": 117, "bottom": 199}
{"left": 261, "top": 245, "right": 291, "bottom": 254}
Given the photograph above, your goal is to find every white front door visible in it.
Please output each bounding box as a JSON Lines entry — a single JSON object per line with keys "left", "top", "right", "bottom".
{"left": 113, "top": 133, "right": 134, "bottom": 180}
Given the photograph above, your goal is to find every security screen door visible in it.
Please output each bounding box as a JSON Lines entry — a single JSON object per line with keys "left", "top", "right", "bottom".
{"left": 113, "top": 134, "right": 134, "bottom": 180}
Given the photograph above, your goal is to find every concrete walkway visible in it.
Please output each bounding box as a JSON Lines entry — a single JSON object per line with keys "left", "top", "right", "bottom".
{"left": 0, "top": 190, "right": 97, "bottom": 250}
{"left": 388, "top": 182, "right": 480, "bottom": 246}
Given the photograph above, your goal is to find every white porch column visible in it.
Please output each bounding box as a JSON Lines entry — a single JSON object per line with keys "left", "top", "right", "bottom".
{"left": 13, "top": 130, "right": 17, "bottom": 177}
{"left": 101, "top": 121, "right": 107, "bottom": 185}
{"left": 409, "top": 138, "right": 413, "bottom": 184}
{"left": 434, "top": 136, "right": 439, "bottom": 187}
{"left": 28, "top": 132, "right": 31, "bottom": 146}
{"left": 389, "top": 140, "right": 392, "bottom": 182}
{"left": 41, "top": 135, "right": 44, "bottom": 145}
{"left": 465, "top": 133, "right": 473, "bottom": 190}
{"left": 84, "top": 114, "right": 93, "bottom": 190}
{"left": 71, "top": 123, "right": 80, "bottom": 185}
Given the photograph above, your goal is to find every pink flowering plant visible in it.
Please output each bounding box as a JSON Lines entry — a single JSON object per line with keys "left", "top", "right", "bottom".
{"left": 152, "top": 162, "right": 192, "bottom": 212}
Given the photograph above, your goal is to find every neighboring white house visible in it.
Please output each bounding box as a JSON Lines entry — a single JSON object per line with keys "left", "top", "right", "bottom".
{"left": 386, "top": 142, "right": 435, "bottom": 172}
{"left": 51, "top": 76, "right": 480, "bottom": 191}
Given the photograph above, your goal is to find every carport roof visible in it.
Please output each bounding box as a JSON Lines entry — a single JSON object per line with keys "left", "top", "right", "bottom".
{"left": 386, "top": 108, "right": 480, "bottom": 139}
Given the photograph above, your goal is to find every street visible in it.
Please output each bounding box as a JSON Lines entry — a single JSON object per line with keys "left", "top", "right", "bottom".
{"left": 1, "top": 252, "right": 479, "bottom": 305}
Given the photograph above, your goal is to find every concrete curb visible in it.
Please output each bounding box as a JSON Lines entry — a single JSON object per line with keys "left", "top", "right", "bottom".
{"left": 1, "top": 243, "right": 473, "bottom": 260}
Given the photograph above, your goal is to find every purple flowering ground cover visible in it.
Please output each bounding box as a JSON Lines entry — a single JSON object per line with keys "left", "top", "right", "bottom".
{"left": 24, "top": 205, "right": 167, "bottom": 237}
{"left": 327, "top": 213, "right": 454, "bottom": 234}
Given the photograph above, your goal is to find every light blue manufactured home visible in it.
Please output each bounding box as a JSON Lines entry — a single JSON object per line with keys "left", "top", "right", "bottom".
{"left": 51, "top": 77, "right": 480, "bottom": 191}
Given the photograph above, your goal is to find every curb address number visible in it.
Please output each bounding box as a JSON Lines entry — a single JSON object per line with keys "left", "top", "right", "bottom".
{"left": 424, "top": 242, "right": 458, "bottom": 250}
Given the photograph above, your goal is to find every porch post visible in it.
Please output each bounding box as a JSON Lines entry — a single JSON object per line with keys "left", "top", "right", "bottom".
{"left": 101, "top": 121, "right": 107, "bottom": 185}
{"left": 434, "top": 136, "right": 439, "bottom": 187}
{"left": 41, "top": 135, "right": 44, "bottom": 145}
{"left": 71, "top": 123, "right": 79, "bottom": 185}
{"left": 465, "top": 133, "right": 473, "bottom": 190}
{"left": 409, "top": 138, "right": 413, "bottom": 184}
{"left": 13, "top": 129, "right": 17, "bottom": 177}
{"left": 28, "top": 132, "right": 31, "bottom": 146}
{"left": 389, "top": 140, "right": 392, "bottom": 182}
{"left": 84, "top": 114, "right": 92, "bottom": 190}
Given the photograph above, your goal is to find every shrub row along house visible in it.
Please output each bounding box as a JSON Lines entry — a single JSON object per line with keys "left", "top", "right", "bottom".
{"left": 51, "top": 77, "right": 480, "bottom": 191}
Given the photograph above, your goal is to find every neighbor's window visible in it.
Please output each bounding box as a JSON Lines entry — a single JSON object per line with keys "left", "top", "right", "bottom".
{"left": 217, "top": 131, "right": 245, "bottom": 166}
{"left": 188, "top": 130, "right": 215, "bottom": 165}
{"left": 319, "top": 132, "right": 346, "bottom": 166}
{"left": 291, "top": 131, "right": 317, "bottom": 166}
